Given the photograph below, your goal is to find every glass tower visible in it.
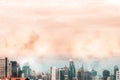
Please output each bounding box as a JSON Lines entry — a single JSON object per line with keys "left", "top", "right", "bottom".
{"left": 68, "top": 59, "right": 76, "bottom": 80}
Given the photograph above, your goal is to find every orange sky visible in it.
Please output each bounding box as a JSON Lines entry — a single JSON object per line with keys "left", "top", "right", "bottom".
{"left": 0, "top": 0, "right": 120, "bottom": 62}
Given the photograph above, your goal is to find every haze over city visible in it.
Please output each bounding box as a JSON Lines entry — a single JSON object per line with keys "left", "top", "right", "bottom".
{"left": 0, "top": 0, "right": 120, "bottom": 72}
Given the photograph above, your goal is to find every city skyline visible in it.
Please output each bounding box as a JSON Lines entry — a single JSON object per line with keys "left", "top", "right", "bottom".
{"left": 1, "top": 56, "right": 120, "bottom": 75}
{"left": 0, "top": 0, "right": 120, "bottom": 58}
{"left": 0, "top": 0, "right": 120, "bottom": 75}
{"left": 0, "top": 57, "right": 119, "bottom": 80}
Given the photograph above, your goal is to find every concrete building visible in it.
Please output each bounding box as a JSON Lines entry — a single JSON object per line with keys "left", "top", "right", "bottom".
{"left": 51, "top": 67, "right": 59, "bottom": 80}
{"left": 0, "top": 57, "right": 11, "bottom": 78}
{"left": 116, "top": 70, "right": 120, "bottom": 80}
{"left": 114, "top": 65, "right": 119, "bottom": 80}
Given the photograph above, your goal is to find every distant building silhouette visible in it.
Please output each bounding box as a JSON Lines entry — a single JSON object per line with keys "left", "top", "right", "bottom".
{"left": 68, "top": 59, "right": 76, "bottom": 80}
{"left": 77, "top": 65, "right": 92, "bottom": 80}
{"left": 58, "top": 66, "right": 69, "bottom": 80}
{"left": 64, "top": 66, "right": 69, "bottom": 80}
{"left": 79, "top": 71, "right": 92, "bottom": 80}
{"left": 116, "top": 70, "right": 120, "bottom": 80}
{"left": 30, "top": 70, "right": 36, "bottom": 80}
{"left": 103, "top": 70, "right": 110, "bottom": 80}
{"left": 114, "top": 65, "right": 119, "bottom": 80}
{"left": 22, "top": 63, "right": 31, "bottom": 78}
{"left": 81, "top": 64, "right": 85, "bottom": 80}
{"left": 81, "top": 64, "right": 84, "bottom": 72}
{"left": 0, "top": 57, "right": 11, "bottom": 78}
{"left": 84, "top": 71, "right": 92, "bottom": 80}
{"left": 59, "top": 68, "right": 65, "bottom": 80}
{"left": 51, "top": 67, "right": 59, "bottom": 80}
{"left": 91, "top": 69, "right": 97, "bottom": 80}
{"left": 11, "top": 61, "right": 22, "bottom": 77}
{"left": 77, "top": 69, "right": 81, "bottom": 80}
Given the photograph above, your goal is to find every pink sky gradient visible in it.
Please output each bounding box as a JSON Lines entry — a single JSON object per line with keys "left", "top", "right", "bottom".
{"left": 0, "top": 0, "right": 120, "bottom": 63}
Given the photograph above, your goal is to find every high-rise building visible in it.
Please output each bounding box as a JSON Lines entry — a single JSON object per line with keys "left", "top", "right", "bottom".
{"left": 77, "top": 70, "right": 92, "bottom": 80}
{"left": 81, "top": 64, "right": 84, "bottom": 72}
{"left": 84, "top": 71, "right": 92, "bottom": 80}
{"left": 11, "top": 61, "right": 22, "bottom": 77}
{"left": 51, "top": 67, "right": 58, "bottom": 80}
{"left": 64, "top": 66, "right": 69, "bottom": 80}
{"left": 68, "top": 59, "right": 76, "bottom": 80}
{"left": 22, "top": 63, "right": 31, "bottom": 78}
{"left": 116, "top": 70, "right": 120, "bottom": 80}
{"left": 56, "top": 68, "right": 59, "bottom": 80}
{"left": 91, "top": 69, "right": 97, "bottom": 80}
{"left": 0, "top": 57, "right": 11, "bottom": 78}
{"left": 43, "top": 73, "right": 50, "bottom": 80}
{"left": 59, "top": 68, "right": 65, "bottom": 80}
{"left": 80, "top": 64, "right": 85, "bottom": 80}
{"left": 77, "top": 64, "right": 92, "bottom": 80}
{"left": 50, "top": 67, "right": 52, "bottom": 80}
{"left": 114, "top": 65, "right": 119, "bottom": 80}
{"left": 58, "top": 66, "right": 69, "bottom": 80}
{"left": 11, "top": 61, "right": 17, "bottom": 77}
{"left": 30, "top": 70, "right": 36, "bottom": 80}
{"left": 77, "top": 69, "right": 81, "bottom": 80}
{"left": 103, "top": 70, "right": 110, "bottom": 80}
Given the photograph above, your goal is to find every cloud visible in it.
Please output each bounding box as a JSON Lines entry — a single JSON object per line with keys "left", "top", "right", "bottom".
{"left": 0, "top": 0, "right": 120, "bottom": 62}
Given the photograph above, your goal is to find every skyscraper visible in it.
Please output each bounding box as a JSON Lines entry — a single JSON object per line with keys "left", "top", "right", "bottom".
{"left": 81, "top": 64, "right": 84, "bottom": 72}
{"left": 64, "top": 66, "right": 69, "bottom": 80}
{"left": 103, "top": 70, "right": 110, "bottom": 80}
{"left": 22, "top": 63, "right": 31, "bottom": 78}
{"left": 11, "top": 61, "right": 22, "bottom": 77}
{"left": 84, "top": 71, "right": 92, "bottom": 80}
{"left": 78, "top": 69, "right": 92, "bottom": 80}
{"left": 58, "top": 66, "right": 69, "bottom": 80}
{"left": 30, "top": 70, "right": 36, "bottom": 80}
{"left": 51, "top": 67, "right": 58, "bottom": 80}
{"left": 68, "top": 59, "right": 76, "bottom": 80}
{"left": 81, "top": 64, "right": 85, "bottom": 80}
{"left": 77, "top": 69, "right": 81, "bottom": 80}
{"left": 77, "top": 64, "right": 92, "bottom": 80}
{"left": 0, "top": 57, "right": 11, "bottom": 78}
{"left": 59, "top": 68, "right": 65, "bottom": 80}
{"left": 11, "top": 61, "right": 17, "bottom": 77}
{"left": 91, "top": 69, "right": 97, "bottom": 80}
{"left": 114, "top": 65, "right": 119, "bottom": 80}
{"left": 116, "top": 70, "right": 120, "bottom": 80}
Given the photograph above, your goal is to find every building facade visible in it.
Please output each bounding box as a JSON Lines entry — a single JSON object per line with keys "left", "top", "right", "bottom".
{"left": 68, "top": 59, "right": 76, "bottom": 80}
{"left": 116, "top": 70, "right": 120, "bottom": 80}
{"left": 59, "top": 69, "right": 65, "bottom": 80}
{"left": 0, "top": 57, "right": 11, "bottom": 78}
{"left": 103, "top": 70, "right": 110, "bottom": 80}
{"left": 51, "top": 67, "right": 58, "bottom": 80}
{"left": 11, "top": 61, "right": 22, "bottom": 77}
{"left": 114, "top": 65, "right": 119, "bottom": 80}
{"left": 22, "top": 63, "right": 31, "bottom": 78}
{"left": 91, "top": 69, "right": 97, "bottom": 80}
